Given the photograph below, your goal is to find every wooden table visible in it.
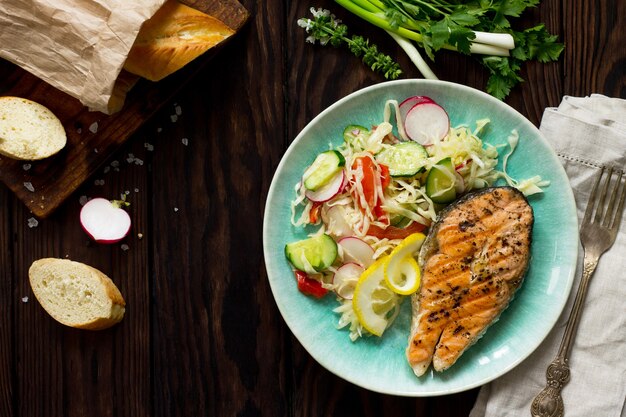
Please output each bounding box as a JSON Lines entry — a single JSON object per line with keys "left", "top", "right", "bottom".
{"left": 1, "top": 0, "right": 623, "bottom": 415}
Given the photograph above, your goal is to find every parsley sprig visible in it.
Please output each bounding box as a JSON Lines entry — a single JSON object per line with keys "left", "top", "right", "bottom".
{"left": 333, "top": 0, "right": 564, "bottom": 99}
{"left": 298, "top": 8, "right": 402, "bottom": 80}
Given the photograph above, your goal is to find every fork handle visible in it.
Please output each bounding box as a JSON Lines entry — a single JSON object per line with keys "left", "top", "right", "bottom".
{"left": 530, "top": 254, "right": 599, "bottom": 417}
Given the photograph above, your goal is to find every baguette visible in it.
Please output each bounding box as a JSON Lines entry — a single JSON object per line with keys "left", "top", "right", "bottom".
{"left": 0, "top": 96, "right": 66, "bottom": 160}
{"left": 29, "top": 258, "right": 126, "bottom": 330}
{"left": 124, "top": 0, "right": 235, "bottom": 81}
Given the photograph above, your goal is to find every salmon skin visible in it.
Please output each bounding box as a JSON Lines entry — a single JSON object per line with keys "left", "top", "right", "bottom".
{"left": 406, "top": 186, "right": 534, "bottom": 376}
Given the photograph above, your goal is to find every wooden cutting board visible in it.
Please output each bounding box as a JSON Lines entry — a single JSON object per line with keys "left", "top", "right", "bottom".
{"left": 0, "top": 0, "right": 248, "bottom": 218}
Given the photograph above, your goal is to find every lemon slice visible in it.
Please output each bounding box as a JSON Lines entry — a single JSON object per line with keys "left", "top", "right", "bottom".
{"left": 384, "top": 233, "right": 425, "bottom": 295}
{"left": 352, "top": 257, "right": 401, "bottom": 336}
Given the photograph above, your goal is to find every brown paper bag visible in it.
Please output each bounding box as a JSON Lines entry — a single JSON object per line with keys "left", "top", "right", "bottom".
{"left": 0, "top": 0, "right": 167, "bottom": 113}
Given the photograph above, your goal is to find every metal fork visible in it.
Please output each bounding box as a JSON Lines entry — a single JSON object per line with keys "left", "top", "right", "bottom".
{"left": 531, "top": 166, "right": 626, "bottom": 417}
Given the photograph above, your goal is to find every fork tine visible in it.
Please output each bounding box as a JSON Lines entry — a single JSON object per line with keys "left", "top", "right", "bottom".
{"left": 583, "top": 167, "right": 605, "bottom": 225}
{"left": 601, "top": 169, "right": 621, "bottom": 228}
{"left": 594, "top": 166, "right": 613, "bottom": 224}
{"left": 608, "top": 170, "right": 626, "bottom": 230}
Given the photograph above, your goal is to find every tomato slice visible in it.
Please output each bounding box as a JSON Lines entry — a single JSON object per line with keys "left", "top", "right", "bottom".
{"left": 351, "top": 156, "right": 390, "bottom": 219}
{"left": 309, "top": 202, "right": 322, "bottom": 224}
{"left": 366, "top": 221, "right": 427, "bottom": 240}
{"left": 295, "top": 270, "right": 328, "bottom": 298}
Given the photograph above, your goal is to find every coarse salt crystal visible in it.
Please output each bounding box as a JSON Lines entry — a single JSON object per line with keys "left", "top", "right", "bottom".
{"left": 174, "top": 207, "right": 179, "bottom": 212}
{"left": 157, "top": 127, "right": 162, "bottom": 133}
{"left": 121, "top": 244, "right": 130, "bottom": 251}
{"left": 144, "top": 143, "right": 154, "bottom": 151}
{"left": 175, "top": 105, "right": 182, "bottom": 116}
{"left": 134, "top": 188, "right": 139, "bottom": 193}
{"left": 134, "top": 158, "right": 144, "bottom": 166}
{"left": 170, "top": 114, "right": 178, "bottom": 123}
{"left": 23, "top": 182, "right": 34, "bottom": 192}
{"left": 94, "top": 179, "right": 105, "bottom": 186}
{"left": 21, "top": 296, "right": 28, "bottom": 303}
{"left": 103, "top": 166, "right": 111, "bottom": 174}
{"left": 27, "top": 217, "right": 38, "bottom": 228}
{"left": 22, "top": 164, "right": 31, "bottom": 171}
{"left": 181, "top": 138, "right": 189, "bottom": 146}
{"left": 79, "top": 195, "right": 89, "bottom": 206}
{"left": 89, "top": 122, "right": 99, "bottom": 133}
{"left": 111, "top": 160, "right": 120, "bottom": 168}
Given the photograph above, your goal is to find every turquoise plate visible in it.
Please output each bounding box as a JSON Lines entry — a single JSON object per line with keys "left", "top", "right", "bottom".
{"left": 263, "top": 80, "right": 578, "bottom": 396}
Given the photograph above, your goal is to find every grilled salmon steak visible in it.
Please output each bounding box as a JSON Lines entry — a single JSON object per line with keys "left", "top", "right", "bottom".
{"left": 407, "top": 186, "right": 533, "bottom": 376}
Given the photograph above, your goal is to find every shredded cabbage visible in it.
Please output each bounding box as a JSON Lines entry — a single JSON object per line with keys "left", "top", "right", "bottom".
{"left": 289, "top": 99, "right": 549, "bottom": 341}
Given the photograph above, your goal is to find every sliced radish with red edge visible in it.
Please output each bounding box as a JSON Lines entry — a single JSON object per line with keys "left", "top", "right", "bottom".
{"left": 399, "top": 96, "right": 434, "bottom": 122}
{"left": 305, "top": 170, "right": 346, "bottom": 202}
{"left": 80, "top": 198, "right": 131, "bottom": 244}
{"left": 404, "top": 101, "right": 450, "bottom": 145}
{"left": 338, "top": 236, "right": 375, "bottom": 268}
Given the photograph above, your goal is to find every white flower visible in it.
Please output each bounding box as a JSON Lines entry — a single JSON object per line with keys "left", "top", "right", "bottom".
{"left": 305, "top": 35, "right": 317, "bottom": 44}
{"left": 310, "top": 7, "right": 331, "bottom": 18}
{"left": 297, "top": 18, "right": 312, "bottom": 31}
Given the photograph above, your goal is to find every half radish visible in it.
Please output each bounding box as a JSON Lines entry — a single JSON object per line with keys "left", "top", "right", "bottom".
{"left": 404, "top": 101, "right": 450, "bottom": 145}
{"left": 338, "top": 236, "right": 375, "bottom": 268}
{"left": 399, "top": 96, "right": 434, "bottom": 122}
{"left": 332, "top": 262, "right": 364, "bottom": 299}
{"left": 305, "top": 170, "right": 346, "bottom": 202}
{"left": 80, "top": 198, "right": 131, "bottom": 243}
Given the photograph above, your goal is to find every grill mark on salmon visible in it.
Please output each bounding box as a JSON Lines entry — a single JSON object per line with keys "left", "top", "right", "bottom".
{"left": 407, "top": 186, "right": 533, "bottom": 376}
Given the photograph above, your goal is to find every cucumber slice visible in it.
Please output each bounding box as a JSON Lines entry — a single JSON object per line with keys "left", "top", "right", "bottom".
{"left": 426, "top": 158, "right": 457, "bottom": 204}
{"left": 302, "top": 150, "right": 345, "bottom": 191}
{"left": 390, "top": 215, "right": 411, "bottom": 228}
{"left": 343, "top": 125, "right": 370, "bottom": 144}
{"left": 285, "top": 234, "right": 338, "bottom": 272}
{"left": 375, "top": 142, "right": 428, "bottom": 177}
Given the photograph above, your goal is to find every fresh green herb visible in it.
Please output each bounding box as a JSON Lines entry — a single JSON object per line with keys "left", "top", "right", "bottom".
{"left": 333, "top": 0, "right": 564, "bottom": 99}
{"left": 298, "top": 7, "right": 402, "bottom": 80}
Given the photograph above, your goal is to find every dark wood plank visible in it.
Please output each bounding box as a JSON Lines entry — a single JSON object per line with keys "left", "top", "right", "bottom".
{"left": 1, "top": 0, "right": 624, "bottom": 416}
{"left": 0, "top": 0, "right": 249, "bottom": 219}
{"left": 11, "top": 135, "right": 152, "bottom": 417}
{"left": 147, "top": 1, "right": 292, "bottom": 410}
{"left": 0, "top": 186, "right": 13, "bottom": 417}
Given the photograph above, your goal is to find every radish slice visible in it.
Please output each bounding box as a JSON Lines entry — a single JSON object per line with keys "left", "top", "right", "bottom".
{"left": 80, "top": 198, "right": 131, "bottom": 244}
{"left": 323, "top": 205, "right": 353, "bottom": 238}
{"left": 338, "top": 236, "right": 375, "bottom": 268}
{"left": 399, "top": 96, "right": 434, "bottom": 122}
{"left": 332, "top": 263, "right": 364, "bottom": 299}
{"left": 305, "top": 170, "right": 345, "bottom": 202}
{"left": 404, "top": 102, "right": 450, "bottom": 145}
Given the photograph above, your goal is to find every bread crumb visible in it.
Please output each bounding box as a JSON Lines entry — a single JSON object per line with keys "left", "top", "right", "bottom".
{"left": 121, "top": 244, "right": 130, "bottom": 251}
{"left": 137, "top": 233, "right": 143, "bottom": 239}
{"left": 27, "top": 217, "right": 38, "bottom": 228}
{"left": 23, "top": 182, "right": 34, "bottom": 192}
{"left": 89, "top": 122, "right": 98, "bottom": 133}
{"left": 22, "top": 163, "right": 31, "bottom": 171}
{"left": 21, "top": 296, "right": 28, "bottom": 303}
{"left": 181, "top": 138, "right": 189, "bottom": 146}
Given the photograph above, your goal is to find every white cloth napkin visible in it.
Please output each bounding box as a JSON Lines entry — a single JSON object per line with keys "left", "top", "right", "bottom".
{"left": 470, "top": 95, "right": 626, "bottom": 417}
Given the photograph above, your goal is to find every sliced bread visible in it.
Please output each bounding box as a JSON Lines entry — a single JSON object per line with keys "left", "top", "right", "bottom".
{"left": 0, "top": 96, "right": 67, "bottom": 160}
{"left": 29, "top": 258, "right": 125, "bottom": 330}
